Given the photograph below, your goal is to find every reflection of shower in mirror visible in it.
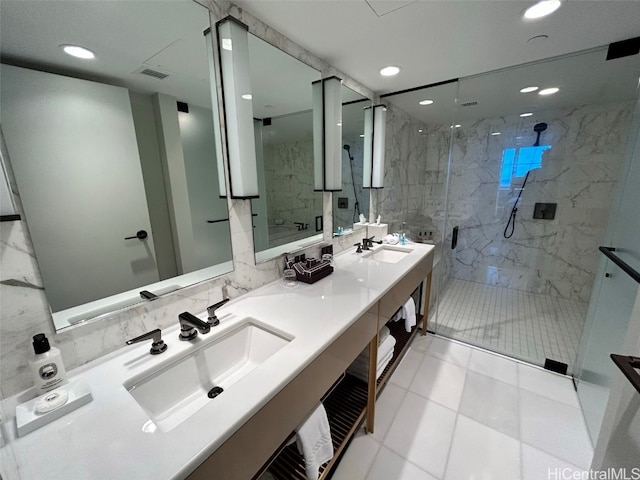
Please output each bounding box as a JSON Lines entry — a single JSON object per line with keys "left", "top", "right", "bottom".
{"left": 343, "top": 144, "right": 362, "bottom": 222}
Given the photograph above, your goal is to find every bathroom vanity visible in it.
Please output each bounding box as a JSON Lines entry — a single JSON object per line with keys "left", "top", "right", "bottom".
{"left": 4, "top": 243, "right": 434, "bottom": 479}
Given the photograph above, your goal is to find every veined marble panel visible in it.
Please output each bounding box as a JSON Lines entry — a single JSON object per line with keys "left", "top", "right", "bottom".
{"left": 445, "top": 102, "right": 633, "bottom": 302}
{"left": 263, "top": 140, "right": 322, "bottom": 245}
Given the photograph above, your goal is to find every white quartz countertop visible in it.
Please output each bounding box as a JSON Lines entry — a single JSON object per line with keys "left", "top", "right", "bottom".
{"left": 4, "top": 243, "right": 434, "bottom": 480}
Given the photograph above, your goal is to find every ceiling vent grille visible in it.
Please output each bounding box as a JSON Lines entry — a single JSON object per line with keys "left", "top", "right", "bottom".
{"left": 461, "top": 101, "right": 478, "bottom": 107}
{"left": 139, "top": 68, "right": 169, "bottom": 80}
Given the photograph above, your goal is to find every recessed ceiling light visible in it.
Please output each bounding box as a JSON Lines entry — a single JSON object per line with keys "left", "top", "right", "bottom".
{"left": 419, "top": 99, "right": 434, "bottom": 105}
{"left": 539, "top": 87, "right": 559, "bottom": 96}
{"left": 360, "top": 134, "right": 365, "bottom": 138}
{"left": 418, "top": 129, "right": 423, "bottom": 133}
{"left": 524, "top": 0, "right": 561, "bottom": 19}
{"left": 241, "top": 94, "right": 252, "bottom": 100}
{"left": 61, "top": 44, "right": 95, "bottom": 60}
{"left": 520, "top": 86, "right": 539, "bottom": 93}
{"left": 491, "top": 132, "right": 501, "bottom": 136}
{"left": 520, "top": 112, "right": 534, "bottom": 117}
{"left": 455, "top": 124, "right": 461, "bottom": 128}
{"left": 380, "top": 66, "right": 401, "bottom": 77}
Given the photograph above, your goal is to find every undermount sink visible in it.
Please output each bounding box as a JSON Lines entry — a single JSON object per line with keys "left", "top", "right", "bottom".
{"left": 364, "top": 245, "right": 412, "bottom": 264}
{"left": 124, "top": 319, "right": 292, "bottom": 432}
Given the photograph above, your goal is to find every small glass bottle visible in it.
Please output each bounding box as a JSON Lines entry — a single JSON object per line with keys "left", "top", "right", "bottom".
{"left": 29, "top": 333, "right": 67, "bottom": 394}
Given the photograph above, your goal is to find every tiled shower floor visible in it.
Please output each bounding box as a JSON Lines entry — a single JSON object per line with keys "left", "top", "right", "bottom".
{"left": 434, "top": 279, "right": 588, "bottom": 371}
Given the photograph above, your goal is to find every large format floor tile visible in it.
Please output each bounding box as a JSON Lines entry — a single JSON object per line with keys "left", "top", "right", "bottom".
{"left": 367, "top": 446, "right": 438, "bottom": 480}
{"left": 521, "top": 443, "right": 587, "bottom": 480}
{"left": 426, "top": 336, "right": 472, "bottom": 367}
{"left": 389, "top": 349, "right": 424, "bottom": 389}
{"left": 468, "top": 348, "right": 518, "bottom": 386}
{"left": 369, "top": 382, "right": 407, "bottom": 442}
{"left": 409, "top": 354, "right": 467, "bottom": 410}
{"left": 459, "top": 371, "right": 520, "bottom": 439}
{"left": 444, "top": 415, "right": 521, "bottom": 480}
{"left": 384, "top": 391, "right": 457, "bottom": 479}
{"left": 520, "top": 389, "right": 593, "bottom": 468}
{"left": 331, "top": 430, "right": 380, "bottom": 480}
{"left": 518, "top": 363, "right": 580, "bottom": 408}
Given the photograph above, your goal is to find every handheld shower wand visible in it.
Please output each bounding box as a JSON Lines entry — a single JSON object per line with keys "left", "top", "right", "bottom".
{"left": 503, "top": 122, "right": 548, "bottom": 239}
{"left": 343, "top": 145, "right": 361, "bottom": 222}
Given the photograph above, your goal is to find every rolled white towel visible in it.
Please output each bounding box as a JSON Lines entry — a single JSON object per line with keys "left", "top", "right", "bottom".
{"left": 296, "top": 403, "right": 334, "bottom": 480}
{"left": 381, "top": 233, "right": 400, "bottom": 245}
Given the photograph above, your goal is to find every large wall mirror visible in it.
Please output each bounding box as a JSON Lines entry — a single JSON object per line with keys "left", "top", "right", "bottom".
{"left": 0, "top": 0, "right": 232, "bottom": 330}
{"left": 247, "top": 34, "right": 323, "bottom": 263}
{"left": 333, "top": 87, "right": 370, "bottom": 232}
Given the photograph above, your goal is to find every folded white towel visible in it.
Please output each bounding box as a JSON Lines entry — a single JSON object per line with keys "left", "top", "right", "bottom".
{"left": 381, "top": 233, "right": 400, "bottom": 245}
{"left": 349, "top": 335, "right": 396, "bottom": 372}
{"left": 402, "top": 297, "right": 416, "bottom": 333}
{"left": 348, "top": 334, "right": 396, "bottom": 383}
{"left": 379, "top": 326, "right": 390, "bottom": 345}
{"left": 348, "top": 347, "right": 394, "bottom": 383}
{"left": 296, "top": 403, "right": 334, "bottom": 480}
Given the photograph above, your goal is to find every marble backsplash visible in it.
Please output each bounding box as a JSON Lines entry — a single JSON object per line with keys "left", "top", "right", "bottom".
{"left": 443, "top": 102, "right": 634, "bottom": 303}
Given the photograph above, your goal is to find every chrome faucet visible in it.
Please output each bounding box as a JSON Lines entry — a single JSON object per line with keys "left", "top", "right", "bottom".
{"left": 207, "top": 298, "right": 230, "bottom": 327}
{"left": 126, "top": 329, "right": 167, "bottom": 355}
{"left": 178, "top": 312, "right": 210, "bottom": 341}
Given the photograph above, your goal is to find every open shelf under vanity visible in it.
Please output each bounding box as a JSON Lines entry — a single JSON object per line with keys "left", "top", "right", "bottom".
{"left": 258, "top": 309, "right": 423, "bottom": 480}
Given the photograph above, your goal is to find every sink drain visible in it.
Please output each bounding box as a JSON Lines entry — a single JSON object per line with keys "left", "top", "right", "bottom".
{"left": 207, "top": 386, "right": 224, "bottom": 399}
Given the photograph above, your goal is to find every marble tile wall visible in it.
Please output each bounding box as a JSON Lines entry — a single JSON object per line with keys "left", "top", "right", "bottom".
{"left": 264, "top": 140, "right": 322, "bottom": 233}
{"left": 0, "top": 0, "right": 374, "bottom": 400}
{"left": 443, "top": 102, "right": 634, "bottom": 303}
{"left": 379, "top": 104, "right": 448, "bottom": 241}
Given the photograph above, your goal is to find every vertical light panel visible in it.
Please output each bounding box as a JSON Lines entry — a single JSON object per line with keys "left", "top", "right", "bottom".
{"left": 312, "top": 80, "right": 324, "bottom": 191}
{"left": 217, "top": 17, "right": 258, "bottom": 198}
{"left": 323, "top": 76, "right": 342, "bottom": 190}
{"left": 372, "top": 105, "right": 387, "bottom": 188}
{"left": 204, "top": 28, "right": 227, "bottom": 197}
{"left": 312, "top": 77, "right": 343, "bottom": 191}
{"left": 362, "top": 106, "right": 373, "bottom": 188}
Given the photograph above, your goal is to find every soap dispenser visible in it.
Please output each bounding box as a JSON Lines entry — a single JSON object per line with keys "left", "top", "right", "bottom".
{"left": 29, "top": 333, "right": 67, "bottom": 394}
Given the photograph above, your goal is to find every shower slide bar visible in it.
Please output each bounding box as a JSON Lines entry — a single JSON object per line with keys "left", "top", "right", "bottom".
{"left": 610, "top": 354, "right": 640, "bottom": 395}
{"left": 599, "top": 246, "right": 640, "bottom": 284}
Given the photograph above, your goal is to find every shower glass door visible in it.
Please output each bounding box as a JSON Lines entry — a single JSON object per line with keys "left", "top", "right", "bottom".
{"left": 435, "top": 46, "right": 640, "bottom": 372}
{"left": 380, "top": 80, "right": 458, "bottom": 331}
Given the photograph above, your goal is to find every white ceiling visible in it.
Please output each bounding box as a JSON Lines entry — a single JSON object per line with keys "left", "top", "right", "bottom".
{"left": 0, "top": 0, "right": 216, "bottom": 108}
{"left": 2, "top": 0, "right": 638, "bottom": 130}
{"left": 386, "top": 46, "right": 640, "bottom": 125}
{"left": 233, "top": 0, "right": 640, "bottom": 95}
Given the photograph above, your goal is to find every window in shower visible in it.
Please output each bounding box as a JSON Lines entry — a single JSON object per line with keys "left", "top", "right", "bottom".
{"left": 499, "top": 144, "right": 551, "bottom": 188}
